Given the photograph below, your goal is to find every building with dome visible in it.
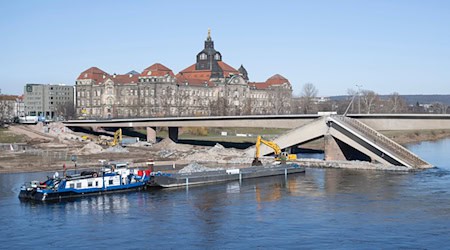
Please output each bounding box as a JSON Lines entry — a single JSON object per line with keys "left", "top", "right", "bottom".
{"left": 75, "top": 30, "right": 293, "bottom": 118}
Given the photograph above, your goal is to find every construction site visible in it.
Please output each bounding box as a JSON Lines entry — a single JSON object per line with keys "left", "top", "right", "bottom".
{"left": 1, "top": 114, "right": 448, "bottom": 174}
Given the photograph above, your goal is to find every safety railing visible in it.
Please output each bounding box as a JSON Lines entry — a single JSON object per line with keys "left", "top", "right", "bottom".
{"left": 331, "top": 115, "right": 428, "bottom": 168}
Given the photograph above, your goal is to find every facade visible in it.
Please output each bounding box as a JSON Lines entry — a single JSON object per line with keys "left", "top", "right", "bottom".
{"left": 23, "top": 84, "right": 74, "bottom": 120}
{"left": 0, "top": 95, "right": 23, "bottom": 122}
{"left": 75, "top": 31, "right": 293, "bottom": 119}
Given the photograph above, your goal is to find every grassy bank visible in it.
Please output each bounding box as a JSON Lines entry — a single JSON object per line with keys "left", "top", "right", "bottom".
{"left": 0, "top": 128, "right": 27, "bottom": 143}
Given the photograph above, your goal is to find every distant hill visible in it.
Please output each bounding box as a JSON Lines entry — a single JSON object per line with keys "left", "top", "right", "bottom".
{"left": 330, "top": 95, "right": 450, "bottom": 105}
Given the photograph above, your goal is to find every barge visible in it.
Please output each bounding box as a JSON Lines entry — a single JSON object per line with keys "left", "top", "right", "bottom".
{"left": 19, "top": 162, "right": 151, "bottom": 202}
{"left": 151, "top": 163, "right": 305, "bottom": 188}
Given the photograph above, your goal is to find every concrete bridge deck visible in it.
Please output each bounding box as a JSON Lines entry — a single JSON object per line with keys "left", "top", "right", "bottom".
{"left": 245, "top": 115, "right": 432, "bottom": 169}
{"left": 64, "top": 114, "right": 450, "bottom": 131}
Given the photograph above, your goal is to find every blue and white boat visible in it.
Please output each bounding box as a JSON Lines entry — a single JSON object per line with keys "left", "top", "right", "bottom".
{"left": 19, "top": 162, "right": 151, "bottom": 201}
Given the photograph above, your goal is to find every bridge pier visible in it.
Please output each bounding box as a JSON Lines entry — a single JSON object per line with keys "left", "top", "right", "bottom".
{"left": 168, "top": 127, "right": 179, "bottom": 142}
{"left": 146, "top": 127, "right": 157, "bottom": 143}
{"left": 324, "top": 134, "right": 346, "bottom": 161}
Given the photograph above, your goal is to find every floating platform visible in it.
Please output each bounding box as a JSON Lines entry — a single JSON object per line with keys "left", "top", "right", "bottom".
{"left": 150, "top": 163, "right": 305, "bottom": 188}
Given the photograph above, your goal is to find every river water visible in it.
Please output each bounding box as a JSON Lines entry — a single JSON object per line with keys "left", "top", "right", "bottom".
{"left": 1, "top": 139, "right": 450, "bottom": 249}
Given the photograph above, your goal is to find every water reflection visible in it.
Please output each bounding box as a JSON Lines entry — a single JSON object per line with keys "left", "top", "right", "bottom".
{"left": 1, "top": 138, "right": 450, "bottom": 248}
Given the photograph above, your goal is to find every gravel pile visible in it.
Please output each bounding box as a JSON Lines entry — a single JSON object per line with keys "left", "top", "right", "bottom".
{"left": 153, "top": 138, "right": 192, "bottom": 152}
{"left": 184, "top": 143, "right": 244, "bottom": 163}
{"left": 178, "top": 162, "right": 224, "bottom": 173}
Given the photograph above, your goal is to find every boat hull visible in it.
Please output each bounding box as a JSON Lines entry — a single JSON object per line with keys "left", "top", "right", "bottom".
{"left": 19, "top": 183, "right": 148, "bottom": 202}
{"left": 152, "top": 164, "right": 305, "bottom": 188}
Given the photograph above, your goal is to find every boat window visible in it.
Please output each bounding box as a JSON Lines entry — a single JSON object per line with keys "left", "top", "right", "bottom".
{"left": 70, "top": 183, "right": 74, "bottom": 188}
{"left": 76, "top": 183, "right": 82, "bottom": 188}
{"left": 95, "top": 181, "right": 98, "bottom": 186}
{"left": 109, "top": 180, "right": 113, "bottom": 185}
{"left": 88, "top": 182, "right": 93, "bottom": 187}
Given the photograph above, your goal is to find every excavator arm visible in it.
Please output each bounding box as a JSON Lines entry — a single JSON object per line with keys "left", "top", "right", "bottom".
{"left": 252, "top": 135, "right": 296, "bottom": 166}
{"left": 110, "top": 129, "right": 122, "bottom": 146}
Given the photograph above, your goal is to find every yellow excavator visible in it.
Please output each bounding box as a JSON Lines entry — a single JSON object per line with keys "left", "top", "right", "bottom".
{"left": 98, "top": 129, "right": 122, "bottom": 146}
{"left": 252, "top": 135, "right": 297, "bottom": 166}
{"left": 110, "top": 128, "right": 122, "bottom": 146}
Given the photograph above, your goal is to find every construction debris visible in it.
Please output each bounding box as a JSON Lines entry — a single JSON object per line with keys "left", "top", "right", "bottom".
{"left": 178, "top": 162, "right": 224, "bottom": 174}
{"left": 153, "top": 138, "right": 193, "bottom": 152}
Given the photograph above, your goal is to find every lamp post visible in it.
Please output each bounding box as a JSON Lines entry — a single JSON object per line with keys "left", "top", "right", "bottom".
{"left": 356, "top": 84, "right": 362, "bottom": 114}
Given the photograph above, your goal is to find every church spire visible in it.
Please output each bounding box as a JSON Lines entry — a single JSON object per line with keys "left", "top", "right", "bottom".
{"left": 207, "top": 28, "right": 211, "bottom": 41}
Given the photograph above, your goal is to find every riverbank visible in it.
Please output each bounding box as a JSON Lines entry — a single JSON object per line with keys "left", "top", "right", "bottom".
{"left": 1, "top": 124, "right": 449, "bottom": 174}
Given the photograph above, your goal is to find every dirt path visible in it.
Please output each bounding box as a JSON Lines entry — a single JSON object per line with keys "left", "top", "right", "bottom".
{"left": 8, "top": 125, "right": 53, "bottom": 140}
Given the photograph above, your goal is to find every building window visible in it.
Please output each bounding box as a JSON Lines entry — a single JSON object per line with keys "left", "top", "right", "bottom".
{"left": 200, "top": 53, "right": 207, "bottom": 60}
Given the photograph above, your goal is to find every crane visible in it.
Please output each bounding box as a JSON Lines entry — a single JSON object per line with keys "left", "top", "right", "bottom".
{"left": 252, "top": 135, "right": 297, "bottom": 166}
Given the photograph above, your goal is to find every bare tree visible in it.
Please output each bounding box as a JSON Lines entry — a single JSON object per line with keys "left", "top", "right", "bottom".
{"left": 387, "top": 92, "right": 407, "bottom": 113}
{"left": 266, "top": 86, "right": 291, "bottom": 115}
{"left": 55, "top": 102, "right": 76, "bottom": 120}
{"left": 209, "top": 96, "right": 228, "bottom": 116}
{"left": 430, "top": 102, "right": 449, "bottom": 114}
{"left": 360, "top": 90, "right": 379, "bottom": 114}
{"left": 300, "top": 83, "right": 318, "bottom": 114}
{"left": 0, "top": 100, "right": 12, "bottom": 122}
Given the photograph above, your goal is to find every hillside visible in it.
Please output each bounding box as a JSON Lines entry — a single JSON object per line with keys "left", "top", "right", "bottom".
{"left": 330, "top": 94, "right": 450, "bottom": 105}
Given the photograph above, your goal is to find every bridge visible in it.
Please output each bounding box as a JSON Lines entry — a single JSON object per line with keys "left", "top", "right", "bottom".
{"left": 64, "top": 114, "right": 449, "bottom": 169}
{"left": 64, "top": 114, "right": 450, "bottom": 141}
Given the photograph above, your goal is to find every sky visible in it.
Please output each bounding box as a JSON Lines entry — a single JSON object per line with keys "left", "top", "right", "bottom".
{"left": 0, "top": 0, "right": 449, "bottom": 97}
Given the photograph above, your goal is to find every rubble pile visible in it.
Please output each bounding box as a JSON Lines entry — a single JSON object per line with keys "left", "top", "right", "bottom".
{"left": 153, "top": 138, "right": 192, "bottom": 152}
{"left": 184, "top": 143, "right": 245, "bottom": 163}
{"left": 178, "top": 162, "right": 224, "bottom": 174}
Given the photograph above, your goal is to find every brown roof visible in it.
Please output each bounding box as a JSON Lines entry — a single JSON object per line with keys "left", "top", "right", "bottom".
{"left": 178, "top": 61, "right": 239, "bottom": 81}
{"left": 141, "top": 63, "right": 175, "bottom": 77}
{"left": 217, "top": 61, "right": 239, "bottom": 77}
{"left": 0, "top": 95, "right": 19, "bottom": 101}
{"left": 77, "top": 67, "right": 109, "bottom": 81}
{"left": 178, "top": 64, "right": 212, "bottom": 81}
{"left": 266, "top": 74, "right": 289, "bottom": 85}
{"left": 249, "top": 74, "right": 291, "bottom": 90}
{"left": 175, "top": 73, "right": 215, "bottom": 87}
{"left": 109, "top": 74, "right": 139, "bottom": 84}
{"left": 248, "top": 82, "right": 270, "bottom": 90}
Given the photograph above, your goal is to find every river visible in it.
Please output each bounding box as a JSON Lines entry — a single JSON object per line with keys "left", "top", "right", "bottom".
{"left": 1, "top": 139, "right": 449, "bottom": 249}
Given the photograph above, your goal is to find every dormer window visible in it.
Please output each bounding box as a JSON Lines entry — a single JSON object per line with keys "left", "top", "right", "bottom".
{"left": 214, "top": 53, "right": 221, "bottom": 60}
{"left": 199, "top": 53, "right": 207, "bottom": 60}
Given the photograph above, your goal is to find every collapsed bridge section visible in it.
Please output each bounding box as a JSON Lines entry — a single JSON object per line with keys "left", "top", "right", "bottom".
{"left": 246, "top": 115, "right": 432, "bottom": 169}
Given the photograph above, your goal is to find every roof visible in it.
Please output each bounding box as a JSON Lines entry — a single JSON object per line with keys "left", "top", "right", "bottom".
{"left": 100, "top": 74, "right": 139, "bottom": 84}
{"left": 0, "top": 95, "right": 19, "bottom": 101}
{"left": 175, "top": 73, "right": 215, "bottom": 87}
{"left": 77, "top": 67, "right": 109, "bottom": 82}
{"left": 266, "top": 74, "right": 289, "bottom": 85}
{"left": 178, "top": 64, "right": 212, "bottom": 81}
{"left": 141, "top": 63, "right": 174, "bottom": 77}
{"left": 248, "top": 82, "right": 271, "bottom": 90}
{"left": 249, "top": 74, "right": 291, "bottom": 90}
{"left": 217, "top": 61, "right": 239, "bottom": 77}
{"left": 178, "top": 61, "right": 239, "bottom": 81}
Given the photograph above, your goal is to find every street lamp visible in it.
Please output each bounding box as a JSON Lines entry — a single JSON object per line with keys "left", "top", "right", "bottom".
{"left": 356, "top": 84, "right": 362, "bottom": 114}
